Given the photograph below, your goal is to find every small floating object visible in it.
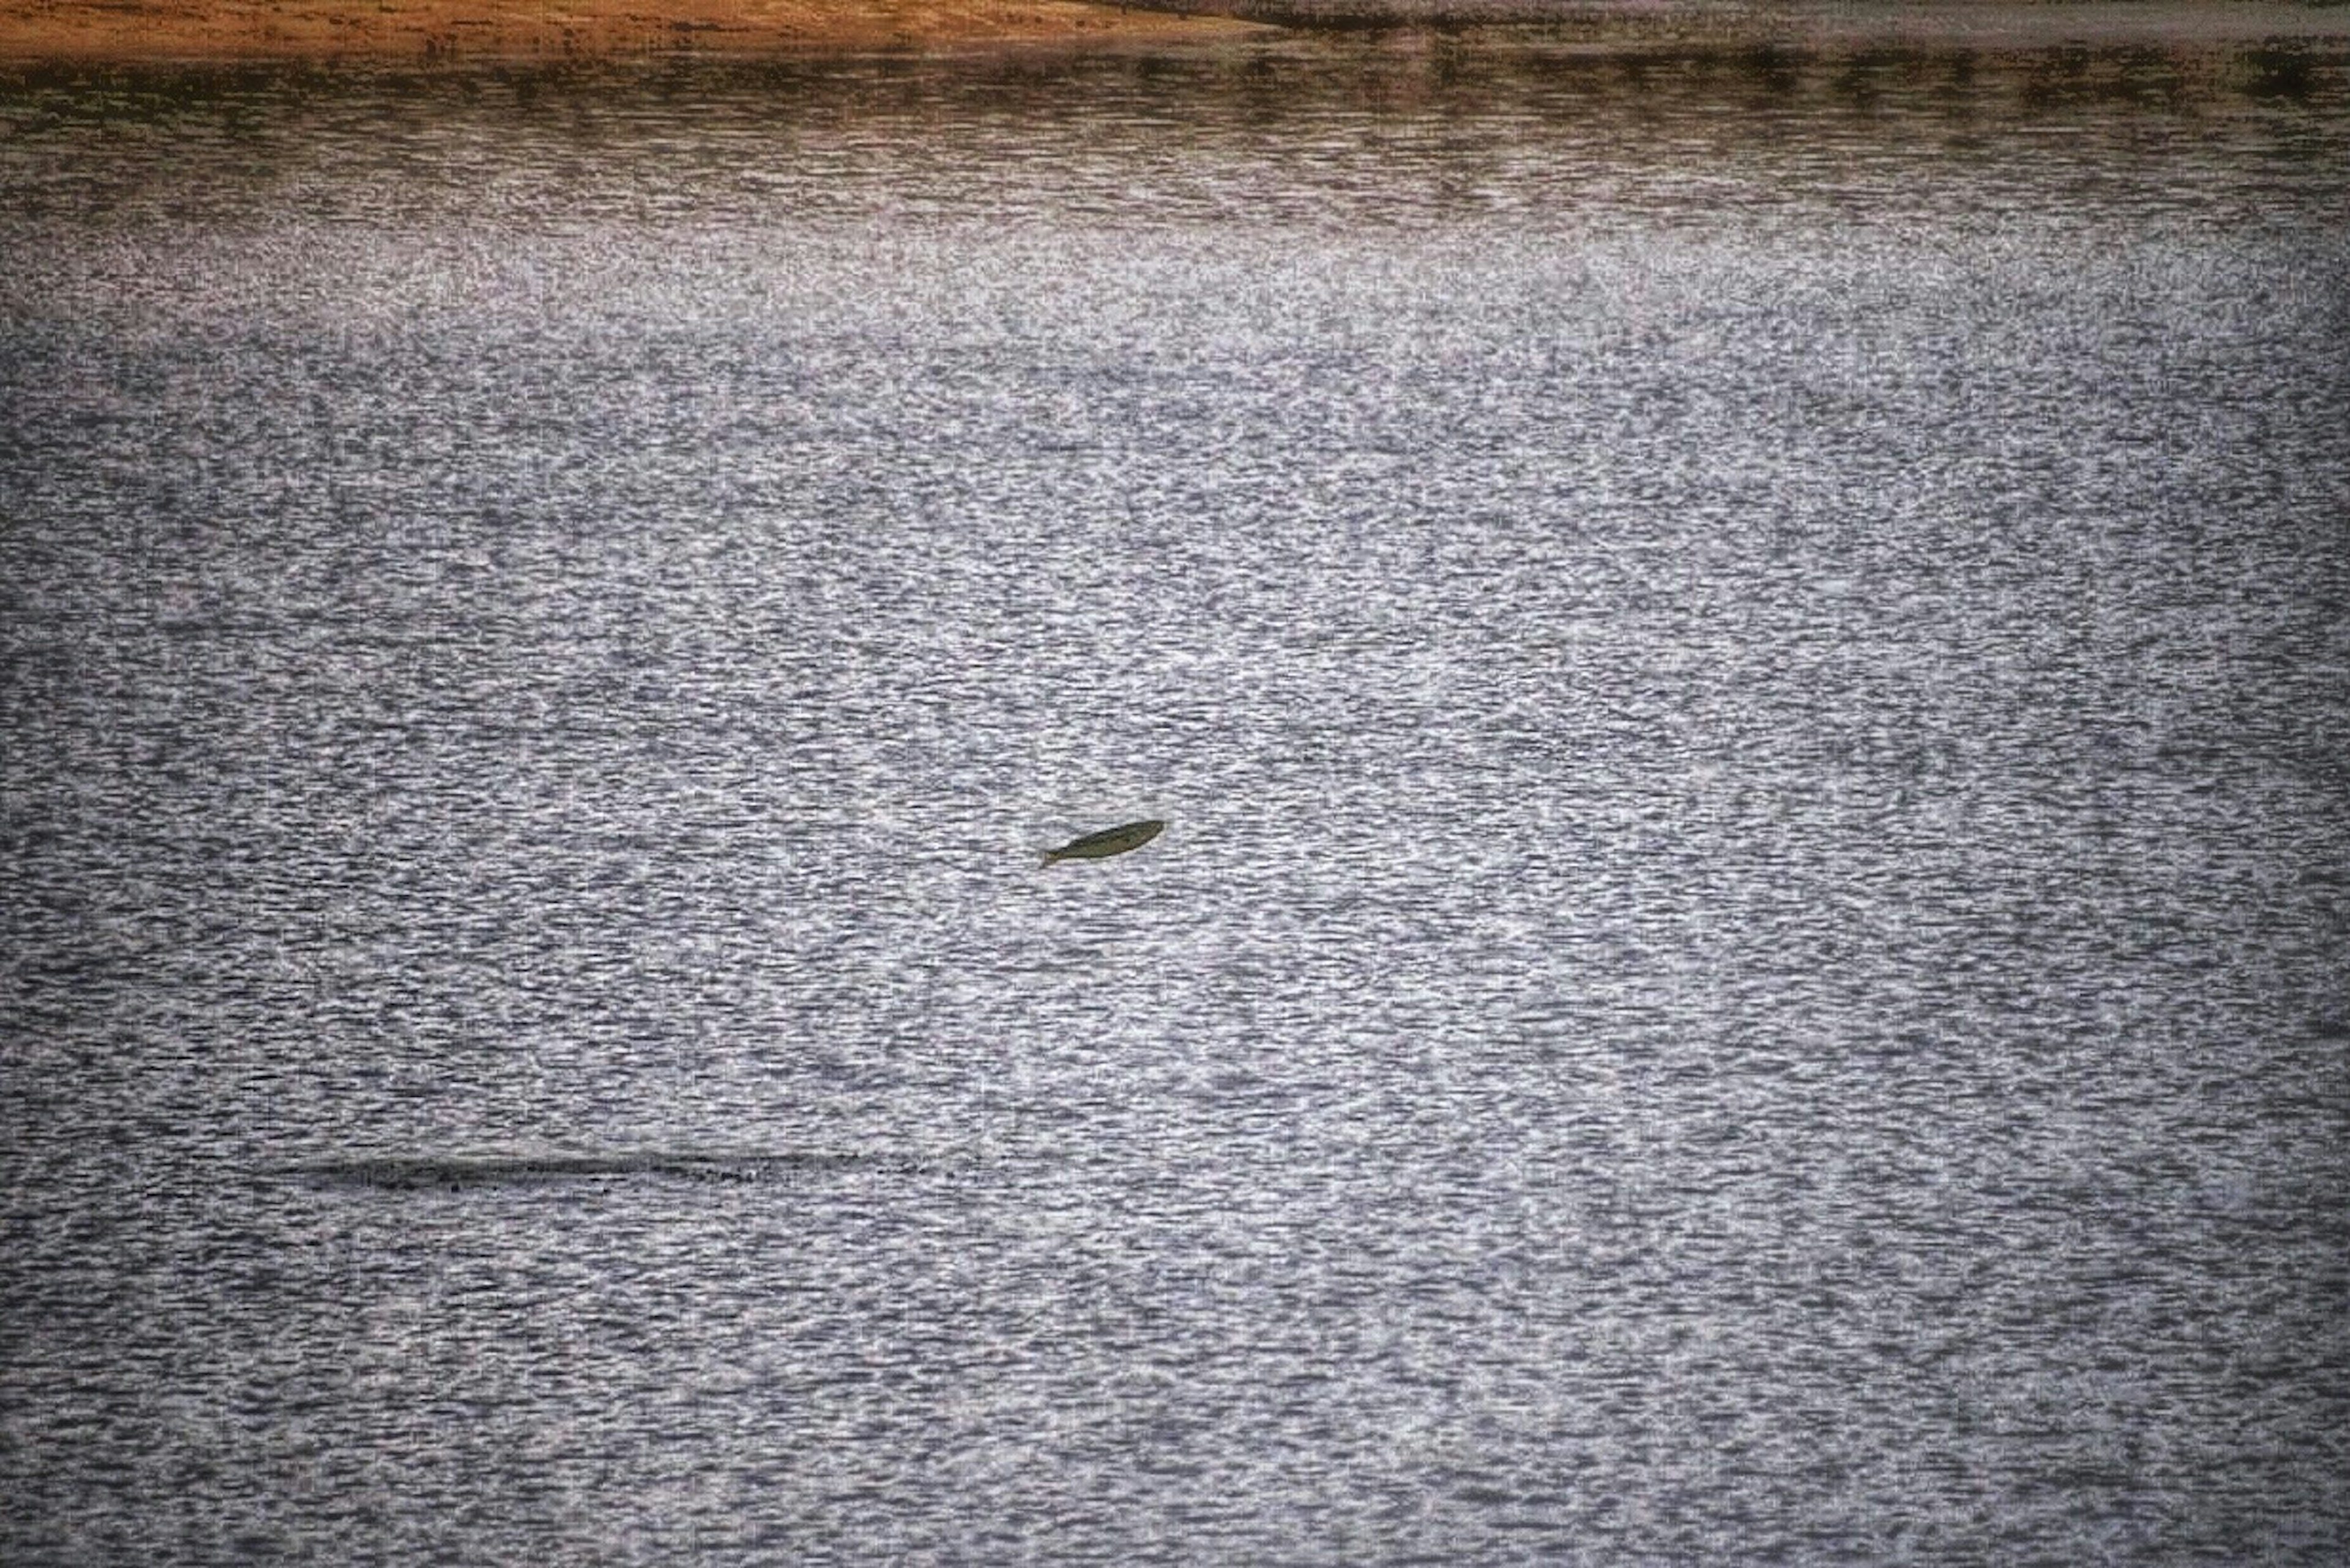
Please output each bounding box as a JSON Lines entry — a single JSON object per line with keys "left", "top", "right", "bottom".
{"left": 1042, "top": 818, "right": 1164, "bottom": 866}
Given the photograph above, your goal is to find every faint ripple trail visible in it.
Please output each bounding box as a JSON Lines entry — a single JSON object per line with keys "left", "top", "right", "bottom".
{"left": 289, "top": 1149, "right": 953, "bottom": 1191}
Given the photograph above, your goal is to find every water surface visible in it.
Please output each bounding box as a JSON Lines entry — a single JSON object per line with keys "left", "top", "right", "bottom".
{"left": 4, "top": 37, "right": 2348, "bottom": 1566}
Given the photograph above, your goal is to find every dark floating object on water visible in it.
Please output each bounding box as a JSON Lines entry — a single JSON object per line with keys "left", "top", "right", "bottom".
{"left": 293, "top": 1151, "right": 932, "bottom": 1191}
{"left": 1043, "top": 818, "right": 1165, "bottom": 867}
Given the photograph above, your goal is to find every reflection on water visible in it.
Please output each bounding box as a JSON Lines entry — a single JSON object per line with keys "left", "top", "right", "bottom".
{"left": 3, "top": 32, "right": 2348, "bottom": 1568}
{"left": 3, "top": 34, "right": 2347, "bottom": 235}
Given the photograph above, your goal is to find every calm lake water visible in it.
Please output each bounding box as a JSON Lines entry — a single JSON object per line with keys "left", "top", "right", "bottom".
{"left": 4, "top": 33, "right": 2348, "bottom": 1566}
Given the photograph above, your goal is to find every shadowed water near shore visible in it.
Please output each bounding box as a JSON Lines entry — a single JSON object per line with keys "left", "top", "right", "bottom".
{"left": 4, "top": 30, "right": 2346, "bottom": 235}
{"left": 4, "top": 21, "right": 2343, "bottom": 125}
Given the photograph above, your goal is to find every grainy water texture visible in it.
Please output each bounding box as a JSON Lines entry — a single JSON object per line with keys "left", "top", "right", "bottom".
{"left": 4, "top": 35, "right": 2348, "bottom": 1566}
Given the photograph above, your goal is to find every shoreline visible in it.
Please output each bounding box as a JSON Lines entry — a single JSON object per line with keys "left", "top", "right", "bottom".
{"left": 0, "top": 0, "right": 1272, "bottom": 66}
{"left": 2, "top": 1, "right": 2347, "bottom": 68}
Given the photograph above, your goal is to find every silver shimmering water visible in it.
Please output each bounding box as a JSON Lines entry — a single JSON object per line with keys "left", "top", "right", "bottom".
{"left": 4, "top": 40, "right": 2348, "bottom": 1566}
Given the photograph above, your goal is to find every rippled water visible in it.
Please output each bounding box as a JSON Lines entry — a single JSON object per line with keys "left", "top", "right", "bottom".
{"left": 5, "top": 37, "right": 2349, "bottom": 1566}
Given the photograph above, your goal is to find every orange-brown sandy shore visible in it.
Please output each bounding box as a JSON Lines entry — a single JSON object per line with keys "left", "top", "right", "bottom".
{"left": 4, "top": 0, "right": 2346, "bottom": 66}
{"left": 0, "top": 0, "right": 1268, "bottom": 64}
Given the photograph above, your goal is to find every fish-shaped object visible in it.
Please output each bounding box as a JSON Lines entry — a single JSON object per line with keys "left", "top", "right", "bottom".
{"left": 1042, "top": 818, "right": 1164, "bottom": 866}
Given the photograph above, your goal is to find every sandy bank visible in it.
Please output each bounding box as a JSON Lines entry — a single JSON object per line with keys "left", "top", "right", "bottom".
{"left": 0, "top": 0, "right": 1269, "bottom": 64}
{"left": 4, "top": 0, "right": 2345, "bottom": 66}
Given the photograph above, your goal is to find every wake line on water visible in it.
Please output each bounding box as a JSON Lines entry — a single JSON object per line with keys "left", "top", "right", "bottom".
{"left": 291, "top": 1150, "right": 946, "bottom": 1191}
